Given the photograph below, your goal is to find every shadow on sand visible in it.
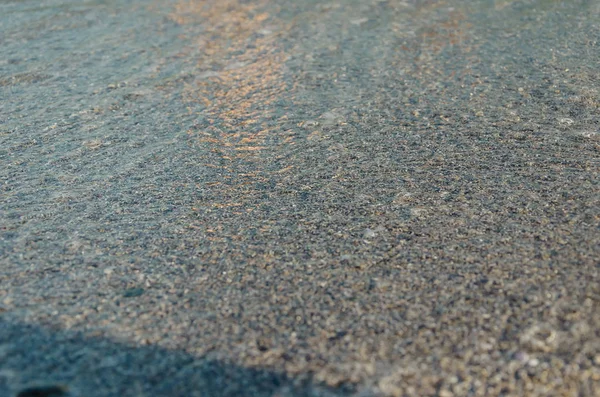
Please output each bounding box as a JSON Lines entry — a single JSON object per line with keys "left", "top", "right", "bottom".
{"left": 0, "top": 319, "right": 344, "bottom": 397}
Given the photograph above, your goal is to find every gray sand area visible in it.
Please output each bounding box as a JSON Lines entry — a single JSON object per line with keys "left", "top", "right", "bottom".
{"left": 1, "top": 0, "right": 599, "bottom": 396}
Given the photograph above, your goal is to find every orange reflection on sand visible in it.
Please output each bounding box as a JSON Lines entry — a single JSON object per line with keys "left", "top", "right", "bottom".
{"left": 170, "top": 0, "right": 294, "bottom": 213}
{"left": 171, "top": 0, "right": 290, "bottom": 159}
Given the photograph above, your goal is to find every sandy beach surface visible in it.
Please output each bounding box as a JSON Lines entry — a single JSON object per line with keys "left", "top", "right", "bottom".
{"left": 1, "top": 0, "right": 599, "bottom": 396}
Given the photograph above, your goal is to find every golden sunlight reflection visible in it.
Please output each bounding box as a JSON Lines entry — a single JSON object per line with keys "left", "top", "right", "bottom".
{"left": 169, "top": 0, "right": 298, "bottom": 215}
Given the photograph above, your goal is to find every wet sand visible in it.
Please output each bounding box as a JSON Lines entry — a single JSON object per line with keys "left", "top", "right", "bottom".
{"left": 1, "top": 0, "right": 599, "bottom": 396}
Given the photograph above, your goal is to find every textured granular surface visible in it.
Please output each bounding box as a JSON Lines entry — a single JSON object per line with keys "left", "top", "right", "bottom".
{"left": 1, "top": 0, "right": 599, "bottom": 396}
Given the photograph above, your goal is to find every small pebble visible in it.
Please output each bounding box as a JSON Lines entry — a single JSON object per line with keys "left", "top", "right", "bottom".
{"left": 123, "top": 288, "right": 144, "bottom": 298}
{"left": 16, "top": 385, "right": 70, "bottom": 397}
{"left": 363, "top": 228, "right": 376, "bottom": 238}
{"left": 350, "top": 17, "right": 369, "bottom": 26}
{"left": 558, "top": 117, "right": 574, "bottom": 126}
